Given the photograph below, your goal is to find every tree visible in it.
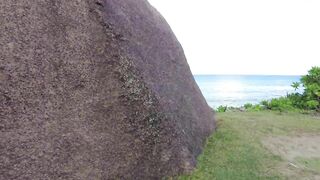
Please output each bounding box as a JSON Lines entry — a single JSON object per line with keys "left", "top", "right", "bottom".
{"left": 301, "top": 66, "right": 320, "bottom": 110}
{"left": 291, "top": 82, "right": 300, "bottom": 91}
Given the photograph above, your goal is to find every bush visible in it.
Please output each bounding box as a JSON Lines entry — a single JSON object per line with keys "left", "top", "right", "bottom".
{"left": 286, "top": 93, "right": 305, "bottom": 109}
{"left": 306, "top": 100, "right": 319, "bottom": 109}
{"left": 270, "top": 97, "right": 295, "bottom": 111}
{"left": 253, "top": 104, "right": 264, "bottom": 111}
{"left": 260, "top": 100, "right": 269, "bottom": 108}
{"left": 214, "top": 67, "right": 320, "bottom": 112}
{"left": 300, "top": 67, "right": 320, "bottom": 110}
{"left": 247, "top": 104, "right": 264, "bottom": 112}
{"left": 259, "top": 66, "right": 320, "bottom": 112}
{"left": 244, "top": 103, "right": 253, "bottom": 109}
{"left": 258, "top": 97, "right": 296, "bottom": 112}
{"left": 216, "top": 105, "right": 228, "bottom": 112}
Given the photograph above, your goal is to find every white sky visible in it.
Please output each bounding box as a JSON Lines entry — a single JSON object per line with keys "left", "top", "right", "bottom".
{"left": 148, "top": 0, "right": 320, "bottom": 75}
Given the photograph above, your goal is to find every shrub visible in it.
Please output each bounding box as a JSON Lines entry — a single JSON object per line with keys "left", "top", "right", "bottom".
{"left": 265, "top": 97, "right": 295, "bottom": 112}
{"left": 247, "top": 104, "right": 264, "bottom": 112}
{"left": 300, "top": 66, "right": 320, "bottom": 110}
{"left": 253, "top": 104, "right": 264, "bottom": 111}
{"left": 260, "top": 100, "right": 271, "bottom": 109}
{"left": 306, "top": 100, "right": 319, "bottom": 109}
{"left": 215, "top": 67, "right": 320, "bottom": 112}
{"left": 291, "top": 82, "right": 301, "bottom": 91}
{"left": 244, "top": 103, "right": 253, "bottom": 109}
{"left": 286, "top": 93, "right": 305, "bottom": 109}
{"left": 216, "top": 105, "right": 228, "bottom": 112}
{"left": 259, "top": 66, "right": 320, "bottom": 112}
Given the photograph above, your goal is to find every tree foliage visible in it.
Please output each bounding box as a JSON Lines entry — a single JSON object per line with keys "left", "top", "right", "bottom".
{"left": 300, "top": 66, "right": 320, "bottom": 110}
{"left": 269, "top": 66, "right": 320, "bottom": 111}
{"left": 217, "top": 67, "right": 320, "bottom": 112}
{"left": 249, "top": 66, "right": 320, "bottom": 112}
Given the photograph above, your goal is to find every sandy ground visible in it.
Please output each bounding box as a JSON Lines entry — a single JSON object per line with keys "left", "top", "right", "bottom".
{"left": 262, "top": 134, "right": 320, "bottom": 180}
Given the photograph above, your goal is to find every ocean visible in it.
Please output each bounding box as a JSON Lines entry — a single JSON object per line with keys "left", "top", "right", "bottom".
{"left": 194, "top": 75, "right": 302, "bottom": 108}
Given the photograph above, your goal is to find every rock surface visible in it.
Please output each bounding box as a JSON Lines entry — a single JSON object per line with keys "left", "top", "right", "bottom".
{"left": 0, "top": 0, "right": 215, "bottom": 179}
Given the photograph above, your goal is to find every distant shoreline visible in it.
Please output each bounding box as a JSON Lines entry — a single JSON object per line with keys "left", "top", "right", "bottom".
{"left": 194, "top": 75, "right": 301, "bottom": 108}
{"left": 193, "top": 74, "right": 303, "bottom": 76}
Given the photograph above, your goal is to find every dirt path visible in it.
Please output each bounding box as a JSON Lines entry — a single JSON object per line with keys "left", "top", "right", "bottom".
{"left": 262, "top": 134, "right": 320, "bottom": 180}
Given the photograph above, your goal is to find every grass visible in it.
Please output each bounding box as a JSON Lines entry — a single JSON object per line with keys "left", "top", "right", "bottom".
{"left": 179, "top": 111, "right": 320, "bottom": 180}
{"left": 295, "top": 157, "right": 320, "bottom": 173}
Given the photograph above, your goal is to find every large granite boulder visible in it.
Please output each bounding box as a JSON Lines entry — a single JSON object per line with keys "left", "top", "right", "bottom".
{"left": 0, "top": 0, "right": 215, "bottom": 179}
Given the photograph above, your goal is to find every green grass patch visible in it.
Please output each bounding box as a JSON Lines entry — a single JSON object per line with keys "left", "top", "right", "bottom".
{"left": 295, "top": 157, "right": 320, "bottom": 173}
{"left": 179, "top": 111, "right": 320, "bottom": 180}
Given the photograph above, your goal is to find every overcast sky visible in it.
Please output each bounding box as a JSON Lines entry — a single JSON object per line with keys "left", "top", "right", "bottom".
{"left": 148, "top": 0, "right": 320, "bottom": 75}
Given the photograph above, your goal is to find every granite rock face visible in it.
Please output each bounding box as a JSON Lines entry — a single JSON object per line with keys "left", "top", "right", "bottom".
{"left": 0, "top": 0, "right": 215, "bottom": 179}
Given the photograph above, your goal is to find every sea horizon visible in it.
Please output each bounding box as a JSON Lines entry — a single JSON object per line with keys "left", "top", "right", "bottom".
{"left": 194, "top": 74, "right": 302, "bottom": 108}
{"left": 193, "top": 74, "right": 304, "bottom": 76}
